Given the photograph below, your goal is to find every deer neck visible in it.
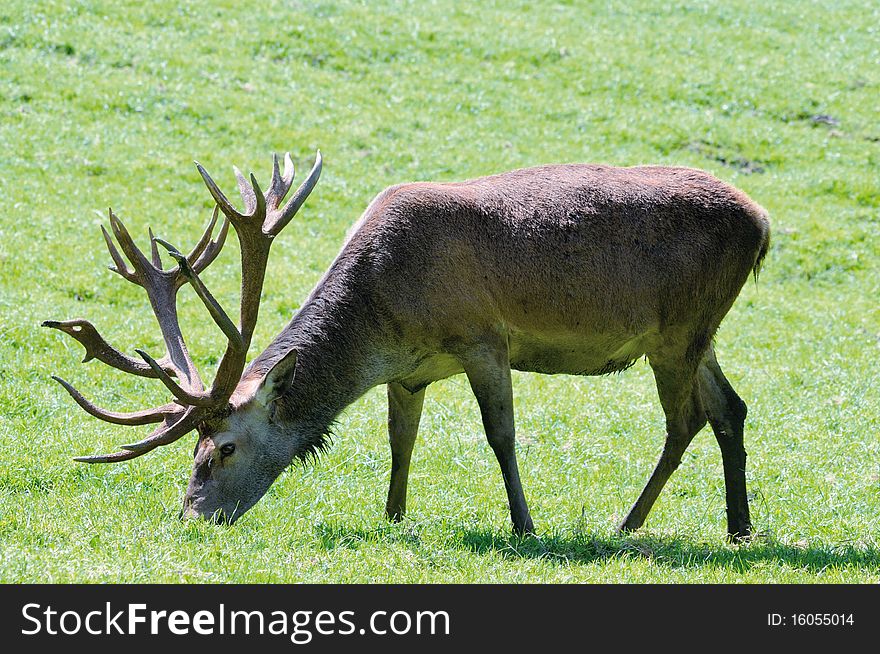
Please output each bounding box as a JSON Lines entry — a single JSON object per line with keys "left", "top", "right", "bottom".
{"left": 243, "top": 261, "right": 391, "bottom": 450}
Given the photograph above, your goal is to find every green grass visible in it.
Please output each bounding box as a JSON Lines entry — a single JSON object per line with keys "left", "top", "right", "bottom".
{"left": 1, "top": 0, "right": 878, "bottom": 583}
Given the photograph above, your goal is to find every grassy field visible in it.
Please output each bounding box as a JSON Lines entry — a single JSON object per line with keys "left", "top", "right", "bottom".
{"left": 1, "top": 0, "right": 878, "bottom": 583}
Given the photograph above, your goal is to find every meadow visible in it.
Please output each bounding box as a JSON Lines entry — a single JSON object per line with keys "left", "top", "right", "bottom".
{"left": 0, "top": 0, "right": 878, "bottom": 582}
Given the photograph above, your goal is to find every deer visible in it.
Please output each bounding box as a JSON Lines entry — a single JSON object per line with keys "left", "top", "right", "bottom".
{"left": 44, "top": 148, "right": 770, "bottom": 541}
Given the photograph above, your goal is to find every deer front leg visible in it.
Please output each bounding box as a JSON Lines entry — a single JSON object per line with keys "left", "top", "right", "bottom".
{"left": 461, "top": 340, "right": 535, "bottom": 536}
{"left": 385, "top": 382, "right": 426, "bottom": 521}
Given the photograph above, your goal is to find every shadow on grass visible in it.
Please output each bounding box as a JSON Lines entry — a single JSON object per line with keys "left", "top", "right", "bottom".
{"left": 459, "top": 529, "right": 880, "bottom": 573}
{"left": 313, "top": 522, "right": 880, "bottom": 574}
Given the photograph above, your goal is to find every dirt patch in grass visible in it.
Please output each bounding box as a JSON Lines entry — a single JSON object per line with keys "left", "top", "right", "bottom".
{"left": 684, "top": 140, "right": 767, "bottom": 174}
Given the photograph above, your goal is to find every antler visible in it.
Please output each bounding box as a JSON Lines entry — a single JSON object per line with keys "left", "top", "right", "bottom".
{"left": 45, "top": 150, "right": 321, "bottom": 462}
{"left": 195, "top": 150, "right": 322, "bottom": 399}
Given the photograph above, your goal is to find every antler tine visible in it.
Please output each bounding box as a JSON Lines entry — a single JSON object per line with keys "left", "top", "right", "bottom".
{"left": 266, "top": 150, "right": 322, "bottom": 237}
{"left": 234, "top": 166, "right": 257, "bottom": 215}
{"left": 135, "top": 349, "right": 213, "bottom": 406}
{"left": 232, "top": 166, "right": 267, "bottom": 221}
{"left": 51, "top": 376, "right": 182, "bottom": 426}
{"left": 192, "top": 211, "right": 230, "bottom": 274}
{"left": 120, "top": 406, "right": 201, "bottom": 453}
{"left": 101, "top": 223, "right": 138, "bottom": 284}
{"left": 108, "top": 209, "right": 153, "bottom": 278}
{"left": 267, "top": 153, "right": 283, "bottom": 207}
{"left": 75, "top": 406, "right": 201, "bottom": 462}
{"left": 148, "top": 228, "right": 163, "bottom": 269}
{"left": 74, "top": 449, "right": 156, "bottom": 463}
{"left": 42, "top": 319, "right": 176, "bottom": 378}
{"left": 266, "top": 152, "right": 295, "bottom": 209}
{"left": 185, "top": 205, "right": 228, "bottom": 272}
{"left": 186, "top": 205, "right": 219, "bottom": 265}
{"left": 250, "top": 173, "right": 267, "bottom": 222}
{"left": 195, "top": 161, "right": 247, "bottom": 222}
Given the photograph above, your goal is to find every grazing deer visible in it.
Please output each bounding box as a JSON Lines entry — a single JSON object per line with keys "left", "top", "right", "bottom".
{"left": 45, "top": 149, "right": 769, "bottom": 540}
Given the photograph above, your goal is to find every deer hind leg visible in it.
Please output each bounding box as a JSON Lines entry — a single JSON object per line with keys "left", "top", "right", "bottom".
{"left": 385, "top": 382, "right": 426, "bottom": 522}
{"left": 619, "top": 347, "right": 707, "bottom": 534}
{"left": 461, "top": 338, "right": 534, "bottom": 535}
{"left": 698, "top": 345, "right": 752, "bottom": 541}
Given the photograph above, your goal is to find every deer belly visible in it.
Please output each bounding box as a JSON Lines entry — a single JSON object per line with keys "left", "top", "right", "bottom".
{"left": 508, "top": 332, "right": 649, "bottom": 376}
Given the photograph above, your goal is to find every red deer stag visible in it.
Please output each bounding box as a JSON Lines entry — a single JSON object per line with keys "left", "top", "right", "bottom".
{"left": 45, "top": 149, "right": 769, "bottom": 540}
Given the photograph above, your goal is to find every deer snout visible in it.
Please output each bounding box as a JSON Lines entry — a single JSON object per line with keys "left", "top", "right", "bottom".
{"left": 180, "top": 497, "right": 236, "bottom": 525}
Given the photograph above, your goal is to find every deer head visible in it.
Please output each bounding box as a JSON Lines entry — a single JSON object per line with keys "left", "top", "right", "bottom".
{"left": 44, "top": 150, "right": 322, "bottom": 524}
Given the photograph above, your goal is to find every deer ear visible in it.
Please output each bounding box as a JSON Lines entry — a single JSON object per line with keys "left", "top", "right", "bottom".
{"left": 256, "top": 349, "right": 298, "bottom": 406}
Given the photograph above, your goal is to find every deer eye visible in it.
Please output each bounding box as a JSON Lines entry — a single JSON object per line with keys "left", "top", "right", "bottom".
{"left": 220, "top": 443, "right": 236, "bottom": 457}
